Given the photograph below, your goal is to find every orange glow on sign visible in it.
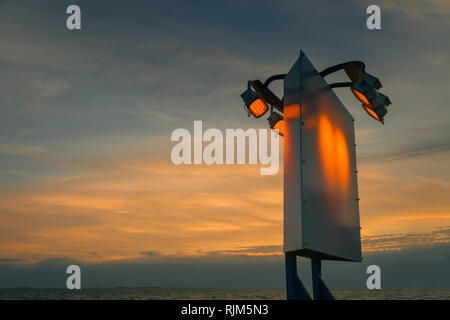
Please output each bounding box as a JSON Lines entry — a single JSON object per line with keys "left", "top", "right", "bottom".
{"left": 248, "top": 98, "right": 268, "bottom": 118}
{"left": 273, "top": 119, "right": 286, "bottom": 136}
{"left": 318, "top": 114, "right": 350, "bottom": 191}
{"left": 351, "top": 88, "right": 370, "bottom": 106}
{"left": 335, "top": 130, "right": 350, "bottom": 187}
{"left": 284, "top": 104, "right": 301, "bottom": 120}
{"left": 319, "top": 114, "right": 334, "bottom": 179}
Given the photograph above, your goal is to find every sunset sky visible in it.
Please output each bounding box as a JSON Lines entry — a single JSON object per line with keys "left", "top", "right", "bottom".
{"left": 0, "top": 0, "right": 449, "bottom": 287}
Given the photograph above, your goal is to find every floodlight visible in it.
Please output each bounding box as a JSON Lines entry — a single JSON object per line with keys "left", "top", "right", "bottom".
{"left": 240, "top": 81, "right": 269, "bottom": 118}
{"left": 251, "top": 80, "right": 283, "bottom": 112}
{"left": 351, "top": 75, "right": 391, "bottom": 124}
{"left": 376, "top": 92, "right": 391, "bottom": 106}
{"left": 361, "top": 103, "right": 387, "bottom": 124}
{"left": 350, "top": 83, "right": 376, "bottom": 106}
{"left": 363, "top": 73, "right": 382, "bottom": 90}
{"left": 268, "top": 112, "right": 285, "bottom": 136}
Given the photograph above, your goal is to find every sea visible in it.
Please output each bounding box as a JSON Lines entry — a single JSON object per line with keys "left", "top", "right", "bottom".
{"left": 0, "top": 288, "right": 449, "bottom": 300}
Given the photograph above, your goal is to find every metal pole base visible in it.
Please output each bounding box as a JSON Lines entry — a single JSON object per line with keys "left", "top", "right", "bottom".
{"left": 311, "top": 258, "right": 335, "bottom": 300}
{"left": 285, "top": 253, "right": 335, "bottom": 300}
{"left": 285, "top": 252, "right": 311, "bottom": 300}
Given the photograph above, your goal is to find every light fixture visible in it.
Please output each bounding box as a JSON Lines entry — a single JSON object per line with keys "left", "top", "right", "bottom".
{"left": 268, "top": 112, "right": 285, "bottom": 136}
{"left": 251, "top": 80, "right": 283, "bottom": 113}
{"left": 350, "top": 84, "right": 376, "bottom": 106}
{"left": 240, "top": 81, "right": 269, "bottom": 118}
{"left": 361, "top": 103, "right": 387, "bottom": 124}
{"left": 350, "top": 66, "right": 391, "bottom": 124}
{"left": 351, "top": 82, "right": 392, "bottom": 124}
{"left": 376, "top": 92, "right": 391, "bottom": 106}
{"left": 363, "top": 72, "right": 382, "bottom": 90}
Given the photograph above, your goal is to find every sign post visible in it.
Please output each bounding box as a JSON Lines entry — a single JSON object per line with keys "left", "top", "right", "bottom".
{"left": 283, "top": 51, "right": 362, "bottom": 300}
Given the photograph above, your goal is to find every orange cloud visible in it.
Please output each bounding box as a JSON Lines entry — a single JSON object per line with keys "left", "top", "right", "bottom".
{"left": 0, "top": 157, "right": 283, "bottom": 263}
{"left": 0, "top": 147, "right": 449, "bottom": 263}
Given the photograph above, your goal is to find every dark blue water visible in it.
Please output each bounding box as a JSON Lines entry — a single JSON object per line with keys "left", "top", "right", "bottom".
{"left": 1, "top": 288, "right": 449, "bottom": 300}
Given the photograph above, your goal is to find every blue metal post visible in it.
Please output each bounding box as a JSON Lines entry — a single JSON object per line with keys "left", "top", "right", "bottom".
{"left": 285, "top": 253, "right": 311, "bottom": 300}
{"left": 311, "top": 258, "right": 335, "bottom": 300}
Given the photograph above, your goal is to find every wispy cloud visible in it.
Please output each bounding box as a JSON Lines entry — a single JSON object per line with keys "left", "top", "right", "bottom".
{"left": 0, "top": 138, "right": 43, "bottom": 155}
{"left": 1, "top": 241, "right": 449, "bottom": 288}
{"left": 203, "top": 245, "right": 284, "bottom": 257}
{"left": 358, "top": 124, "right": 450, "bottom": 163}
{"left": 362, "top": 226, "right": 450, "bottom": 252}
{"left": 0, "top": 258, "right": 23, "bottom": 263}
{"left": 0, "top": 156, "right": 283, "bottom": 263}
{"left": 359, "top": 137, "right": 450, "bottom": 163}
{"left": 0, "top": 143, "right": 449, "bottom": 264}
{"left": 31, "top": 75, "right": 69, "bottom": 97}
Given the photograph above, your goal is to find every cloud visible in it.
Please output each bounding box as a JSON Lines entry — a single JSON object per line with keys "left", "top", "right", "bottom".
{"left": 0, "top": 138, "right": 43, "bottom": 155}
{"left": 0, "top": 258, "right": 23, "bottom": 263}
{"left": 203, "top": 226, "right": 450, "bottom": 256}
{"left": 0, "top": 242, "right": 449, "bottom": 289}
{"left": 0, "top": 143, "right": 449, "bottom": 264}
{"left": 356, "top": 0, "right": 450, "bottom": 16}
{"left": 358, "top": 124, "right": 450, "bottom": 163}
{"left": 359, "top": 137, "right": 450, "bottom": 163}
{"left": 0, "top": 156, "right": 284, "bottom": 263}
{"left": 140, "top": 251, "right": 163, "bottom": 258}
{"left": 362, "top": 226, "right": 450, "bottom": 252}
{"left": 31, "top": 76, "right": 69, "bottom": 97}
{"left": 203, "top": 245, "right": 284, "bottom": 257}
{"left": 87, "top": 252, "right": 99, "bottom": 257}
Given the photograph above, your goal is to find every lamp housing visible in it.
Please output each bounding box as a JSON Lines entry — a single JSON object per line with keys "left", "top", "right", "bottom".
{"left": 268, "top": 112, "right": 285, "bottom": 136}
{"left": 240, "top": 81, "right": 269, "bottom": 118}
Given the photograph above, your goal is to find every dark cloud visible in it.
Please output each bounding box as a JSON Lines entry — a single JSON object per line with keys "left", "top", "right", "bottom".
{"left": 0, "top": 242, "right": 449, "bottom": 288}
{"left": 203, "top": 245, "right": 282, "bottom": 256}
{"left": 1, "top": 0, "right": 449, "bottom": 168}
{"left": 204, "top": 227, "right": 450, "bottom": 256}
{"left": 140, "top": 251, "right": 162, "bottom": 258}
{"left": 0, "top": 258, "right": 23, "bottom": 263}
{"left": 360, "top": 136, "right": 450, "bottom": 163}
{"left": 1, "top": 227, "right": 449, "bottom": 289}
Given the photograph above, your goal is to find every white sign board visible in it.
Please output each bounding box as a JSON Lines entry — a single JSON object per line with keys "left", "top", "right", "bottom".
{"left": 283, "top": 51, "right": 362, "bottom": 262}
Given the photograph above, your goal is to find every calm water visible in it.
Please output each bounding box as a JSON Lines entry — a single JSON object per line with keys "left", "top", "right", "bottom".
{"left": 1, "top": 288, "right": 449, "bottom": 300}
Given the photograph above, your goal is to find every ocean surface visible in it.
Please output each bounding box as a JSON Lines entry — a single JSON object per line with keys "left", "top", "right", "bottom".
{"left": 1, "top": 288, "right": 449, "bottom": 300}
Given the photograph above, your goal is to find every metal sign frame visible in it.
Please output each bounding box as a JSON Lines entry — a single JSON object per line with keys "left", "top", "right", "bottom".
{"left": 283, "top": 51, "right": 362, "bottom": 262}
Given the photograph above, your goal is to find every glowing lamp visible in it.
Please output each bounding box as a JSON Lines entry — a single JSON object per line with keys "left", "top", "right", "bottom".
{"left": 351, "top": 83, "right": 391, "bottom": 124}
{"left": 249, "top": 98, "right": 269, "bottom": 118}
{"left": 351, "top": 82, "right": 377, "bottom": 105}
{"left": 268, "top": 112, "right": 285, "bottom": 136}
{"left": 362, "top": 103, "right": 387, "bottom": 124}
{"left": 351, "top": 88, "right": 370, "bottom": 105}
{"left": 240, "top": 81, "right": 269, "bottom": 118}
